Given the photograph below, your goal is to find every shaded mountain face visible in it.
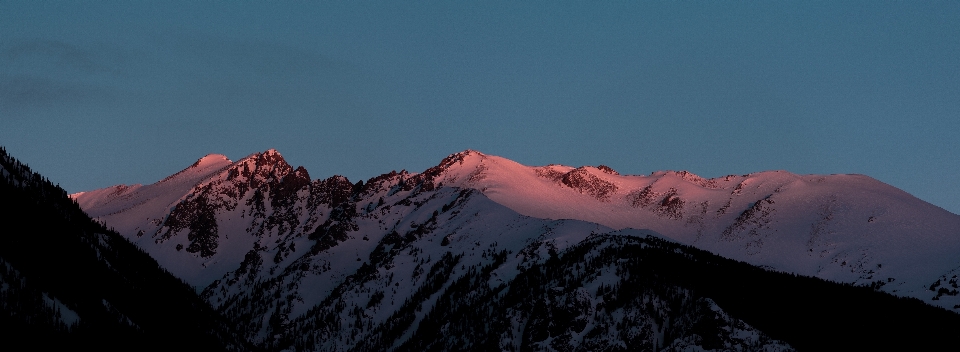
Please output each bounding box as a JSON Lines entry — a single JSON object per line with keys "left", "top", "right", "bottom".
{"left": 71, "top": 149, "right": 960, "bottom": 350}
{"left": 0, "top": 147, "right": 249, "bottom": 351}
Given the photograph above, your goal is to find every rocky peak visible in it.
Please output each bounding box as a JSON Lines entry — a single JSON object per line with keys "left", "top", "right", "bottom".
{"left": 596, "top": 165, "right": 619, "bottom": 175}
{"left": 423, "top": 150, "right": 486, "bottom": 178}
{"left": 561, "top": 166, "right": 619, "bottom": 201}
{"left": 229, "top": 149, "right": 294, "bottom": 186}
{"left": 250, "top": 149, "right": 292, "bottom": 175}
{"left": 397, "top": 150, "right": 488, "bottom": 194}
{"left": 309, "top": 175, "right": 354, "bottom": 207}
{"left": 669, "top": 170, "right": 720, "bottom": 189}
{"left": 273, "top": 166, "right": 311, "bottom": 200}
{"left": 359, "top": 170, "right": 401, "bottom": 198}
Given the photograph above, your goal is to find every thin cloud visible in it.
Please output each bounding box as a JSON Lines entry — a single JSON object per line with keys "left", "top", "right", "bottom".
{"left": 0, "top": 39, "right": 128, "bottom": 111}
{"left": 0, "top": 74, "right": 112, "bottom": 110}
{"left": 154, "top": 32, "right": 352, "bottom": 81}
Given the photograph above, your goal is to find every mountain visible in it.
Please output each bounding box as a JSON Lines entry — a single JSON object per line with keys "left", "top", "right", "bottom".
{"left": 72, "top": 149, "right": 960, "bottom": 350}
{"left": 417, "top": 151, "right": 960, "bottom": 305}
{"left": 0, "top": 147, "right": 250, "bottom": 350}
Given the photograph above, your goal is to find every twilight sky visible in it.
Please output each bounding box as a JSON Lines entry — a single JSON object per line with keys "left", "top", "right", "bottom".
{"left": 2, "top": 1, "right": 959, "bottom": 214}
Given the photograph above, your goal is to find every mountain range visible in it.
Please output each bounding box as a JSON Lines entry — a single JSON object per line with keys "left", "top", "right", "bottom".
{"left": 6, "top": 147, "right": 960, "bottom": 350}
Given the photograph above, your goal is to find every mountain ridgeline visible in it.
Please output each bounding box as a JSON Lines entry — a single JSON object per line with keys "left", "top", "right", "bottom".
{"left": 10, "top": 147, "right": 960, "bottom": 350}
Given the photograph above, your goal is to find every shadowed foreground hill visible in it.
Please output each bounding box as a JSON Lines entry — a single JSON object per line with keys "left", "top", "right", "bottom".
{"left": 0, "top": 147, "right": 250, "bottom": 351}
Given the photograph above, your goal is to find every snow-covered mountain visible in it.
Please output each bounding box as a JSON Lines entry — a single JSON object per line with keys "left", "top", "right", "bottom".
{"left": 415, "top": 151, "right": 960, "bottom": 302}
{"left": 71, "top": 149, "right": 960, "bottom": 350}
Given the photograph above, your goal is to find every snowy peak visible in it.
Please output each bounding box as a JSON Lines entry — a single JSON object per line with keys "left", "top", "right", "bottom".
{"left": 194, "top": 153, "right": 232, "bottom": 168}
{"left": 70, "top": 148, "right": 327, "bottom": 286}
{"left": 158, "top": 153, "right": 233, "bottom": 184}
{"left": 412, "top": 149, "right": 485, "bottom": 180}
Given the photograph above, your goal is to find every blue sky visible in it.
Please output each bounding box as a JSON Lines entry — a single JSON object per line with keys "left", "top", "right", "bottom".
{"left": 2, "top": 1, "right": 959, "bottom": 214}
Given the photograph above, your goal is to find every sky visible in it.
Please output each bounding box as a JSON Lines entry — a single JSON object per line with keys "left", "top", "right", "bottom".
{"left": 1, "top": 1, "right": 959, "bottom": 214}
